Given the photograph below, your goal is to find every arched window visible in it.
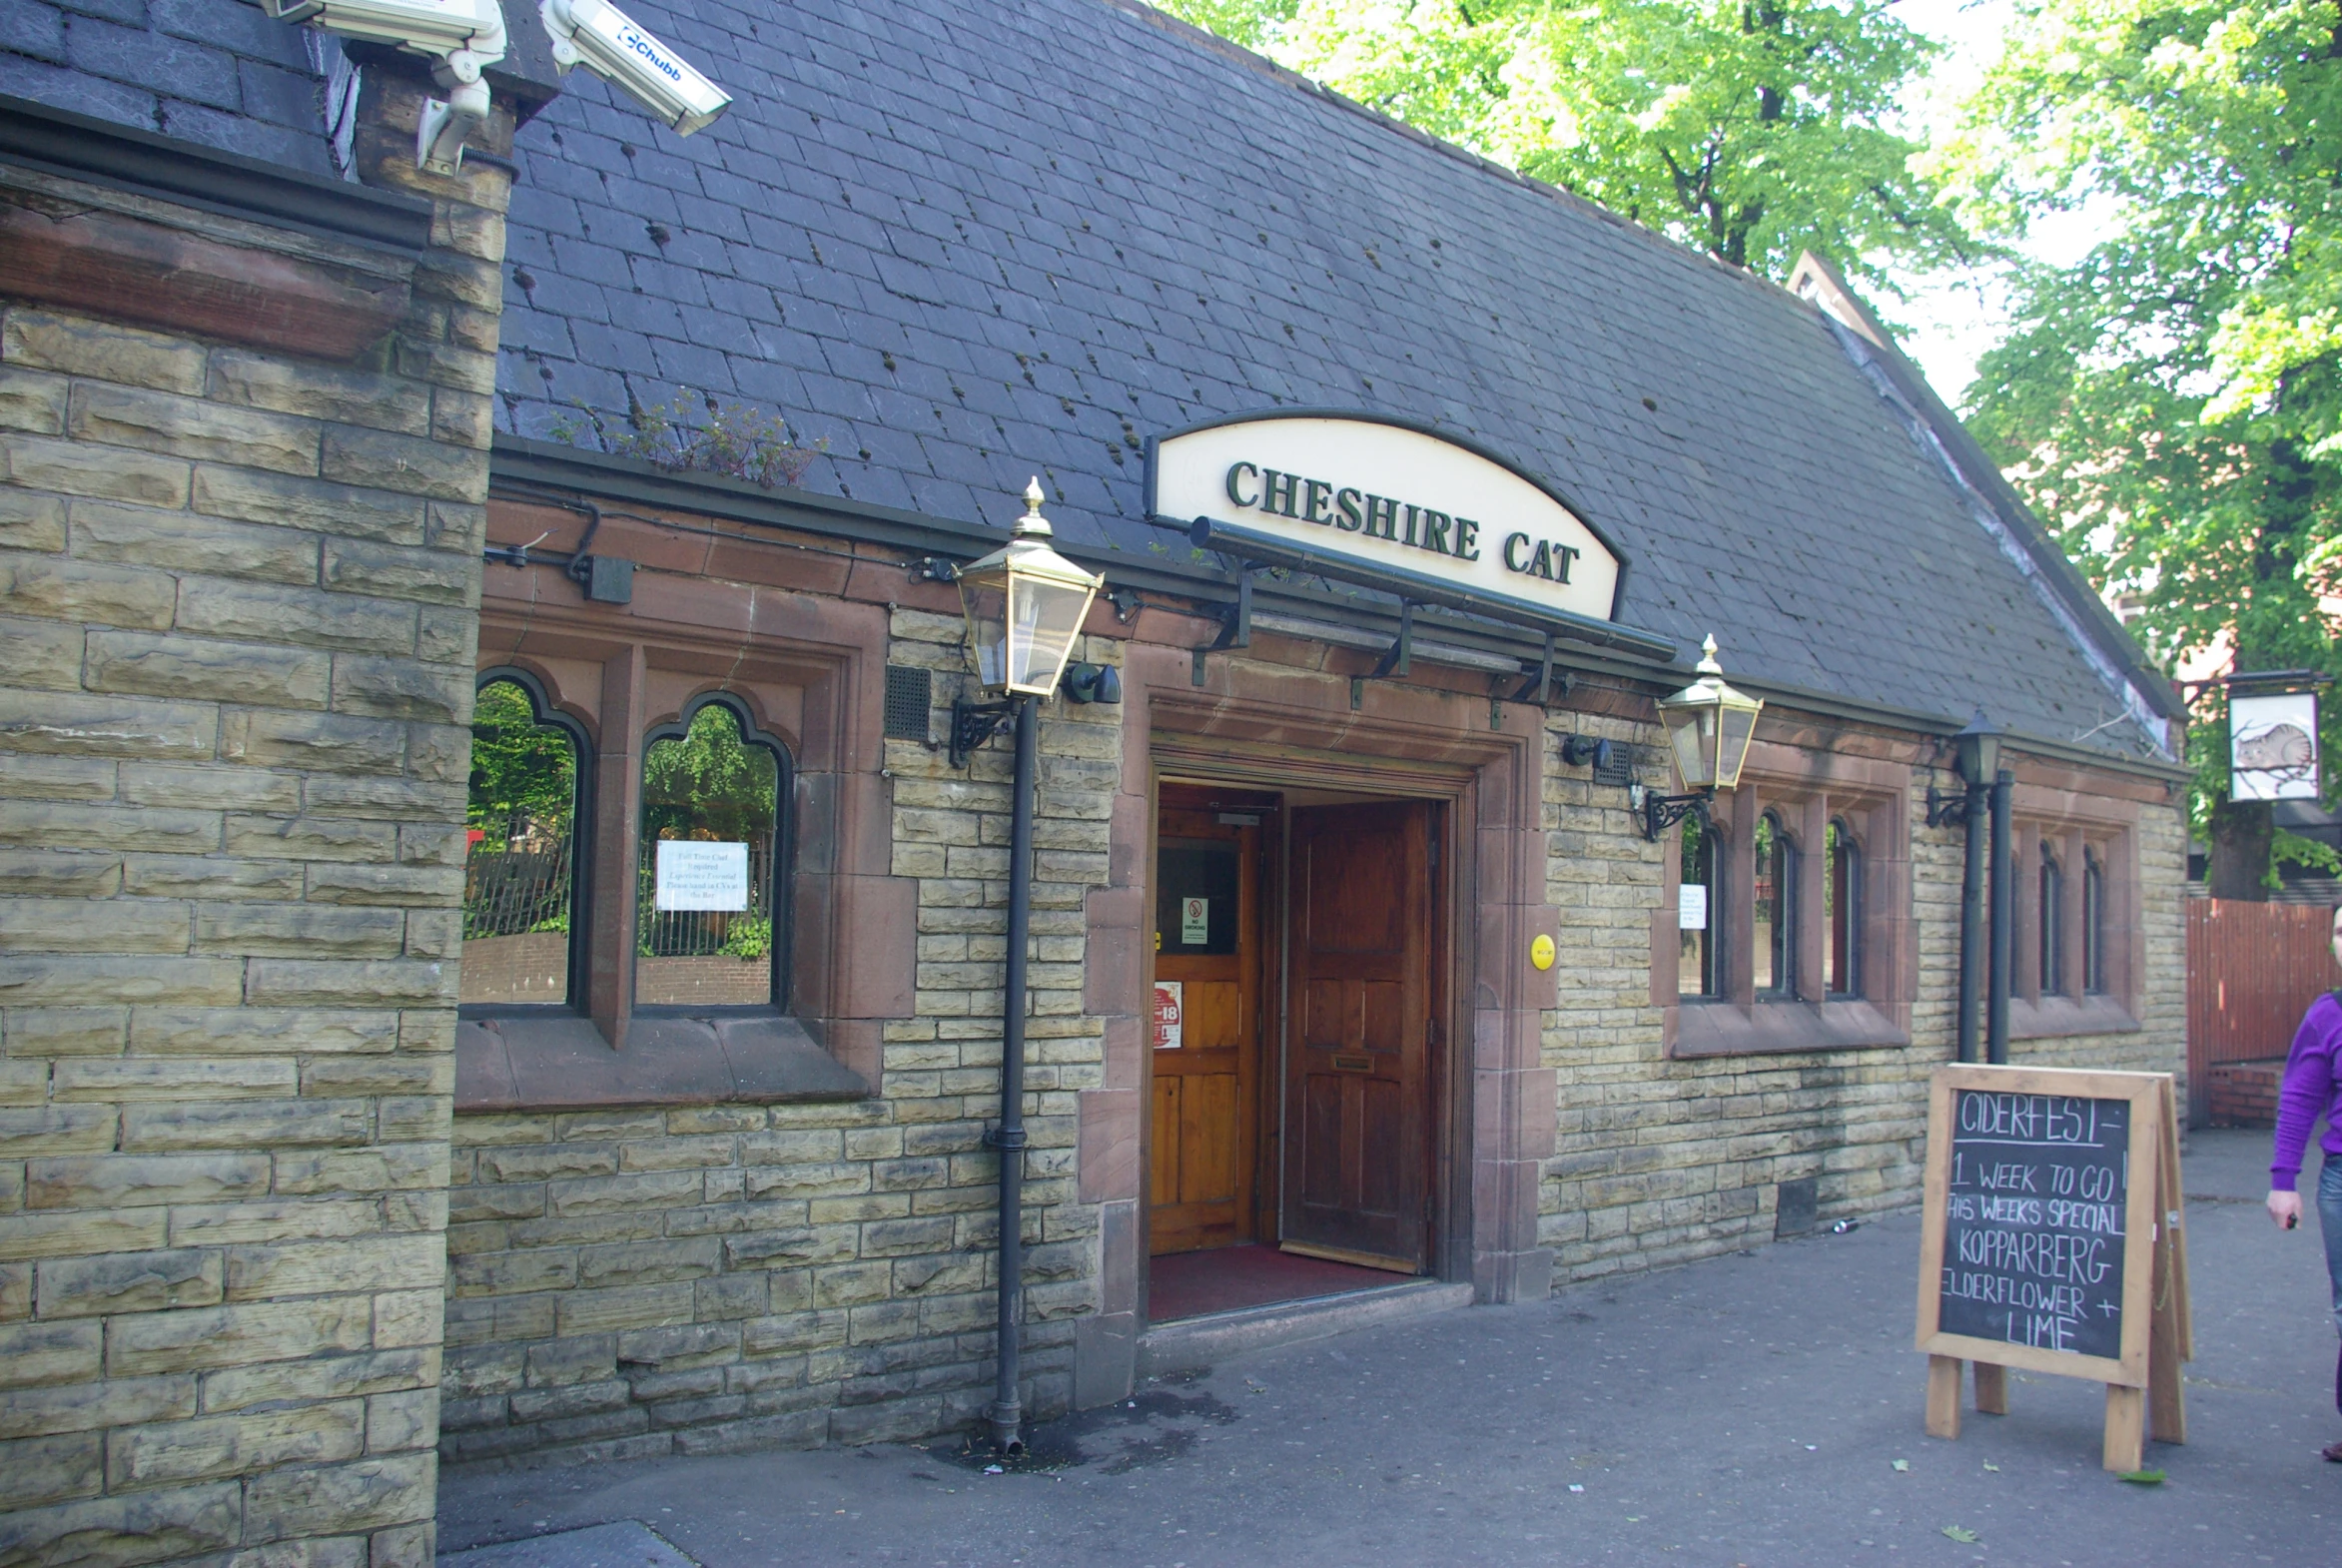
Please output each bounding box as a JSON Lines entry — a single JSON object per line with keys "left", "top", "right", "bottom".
{"left": 1753, "top": 810, "right": 1796, "bottom": 997}
{"left": 2038, "top": 842, "right": 2064, "bottom": 997}
{"left": 1680, "top": 812, "right": 1722, "bottom": 999}
{"left": 463, "top": 672, "right": 587, "bottom": 1008}
{"left": 1825, "top": 818, "right": 1859, "bottom": 997}
{"left": 2082, "top": 848, "right": 2106, "bottom": 995}
{"left": 636, "top": 696, "right": 792, "bottom": 1010}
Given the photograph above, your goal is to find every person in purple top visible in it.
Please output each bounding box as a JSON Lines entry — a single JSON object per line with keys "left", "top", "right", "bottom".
{"left": 2267, "top": 904, "right": 2342, "bottom": 1463}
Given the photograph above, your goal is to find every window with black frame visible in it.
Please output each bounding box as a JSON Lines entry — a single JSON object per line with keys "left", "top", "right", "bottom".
{"left": 2082, "top": 848, "right": 2107, "bottom": 995}
{"left": 1680, "top": 813, "right": 1722, "bottom": 999}
{"left": 462, "top": 676, "right": 582, "bottom": 1006}
{"left": 1825, "top": 818, "right": 1859, "bottom": 997}
{"left": 2038, "top": 842, "right": 2065, "bottom": 996}
{"left": 636, "top": 698, "right": 787, "bottom": 1009}
{"left": 1753, "top": 811, "right": 1796, "bottom": 997}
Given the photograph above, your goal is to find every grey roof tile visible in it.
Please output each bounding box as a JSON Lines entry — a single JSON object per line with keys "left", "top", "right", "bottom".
{"left": 477, "top": 0, "right": 2164, "bottom": 756}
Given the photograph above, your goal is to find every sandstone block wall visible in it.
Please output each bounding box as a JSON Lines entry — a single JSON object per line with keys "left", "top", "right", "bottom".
{"left": 0, "top": 82, "right": 507, "bottom": 1566}
{"left": 1539, "top": 710, "right": 2187, "bottom": 1285}
{"left": 437, "top": 610, "right": 1117, "bottom": 1464}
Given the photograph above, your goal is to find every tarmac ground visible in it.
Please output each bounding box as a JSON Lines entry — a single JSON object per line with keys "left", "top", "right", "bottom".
{"left": 437, "top": 1129, "right": 2340, "bottom": 1567}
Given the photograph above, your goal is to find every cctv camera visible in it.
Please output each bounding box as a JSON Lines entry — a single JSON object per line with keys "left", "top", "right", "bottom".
{"left": 264, "top": 0, "right": 496, "bottom": 62}
{"left": 540, "top": 0, "right": 731, "bottom": 135}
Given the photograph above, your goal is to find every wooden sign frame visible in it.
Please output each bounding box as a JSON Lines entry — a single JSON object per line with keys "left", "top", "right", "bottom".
{"left": 1914, "top": 1064, "right": 2190, "bottom": 1471}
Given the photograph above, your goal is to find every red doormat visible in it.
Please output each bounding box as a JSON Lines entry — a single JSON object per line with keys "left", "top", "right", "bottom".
{"left": 1148, "top": 1243, "right": 1403, "bottom": 1323}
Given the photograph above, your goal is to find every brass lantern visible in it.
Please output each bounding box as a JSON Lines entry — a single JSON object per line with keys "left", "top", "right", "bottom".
{"left": 1657, "top": 634, "right": 1764, "bottom": 792}
{"left": 957, "top": 478, "right": 1102, "bottom": 698}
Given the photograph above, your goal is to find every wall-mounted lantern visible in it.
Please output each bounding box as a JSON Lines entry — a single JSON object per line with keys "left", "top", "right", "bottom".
{"left": 1635, "top": 634, "right": 1762, "bottom": 840}
{"left": 958, "top": 479, "right": 1102, "bottom": 695}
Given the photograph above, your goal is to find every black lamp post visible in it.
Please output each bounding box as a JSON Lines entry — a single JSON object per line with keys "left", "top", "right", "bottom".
{"left": 949, "top": 479, "right": 1101, "bottom": 1454}
{"left": 1929, "top": 711, "right": 2001, "bottom": 1065}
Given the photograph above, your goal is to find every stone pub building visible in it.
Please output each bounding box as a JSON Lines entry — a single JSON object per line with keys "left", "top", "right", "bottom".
{"left": 0, "top": 0, "right": 2185, "bottom": 1560}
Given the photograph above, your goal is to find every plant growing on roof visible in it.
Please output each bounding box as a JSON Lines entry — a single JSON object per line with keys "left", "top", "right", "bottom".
{"left": 551, "top": 386, "right": 827, "bottom": 488}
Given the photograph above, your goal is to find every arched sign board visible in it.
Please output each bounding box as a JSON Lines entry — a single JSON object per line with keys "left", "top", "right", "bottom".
{"left": 1149, "top": 412, "right": 1669, "bottom": 659}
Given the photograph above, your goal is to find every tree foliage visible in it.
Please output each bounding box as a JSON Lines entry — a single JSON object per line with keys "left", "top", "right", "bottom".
{"left": 642, "top": 703, "right": 779, "bottom": 849}
{"left": 467, "top": 680, "right": 575, "bottom": 837}
{"left": 1940, "top": 0, "right": 2342, "bottom": 844}
{"left": 1157, "top": 0, "right": 1970, "bottom": 287}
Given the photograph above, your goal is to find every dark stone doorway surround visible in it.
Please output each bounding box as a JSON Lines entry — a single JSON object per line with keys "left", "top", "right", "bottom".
{"left": 1073, "top": 636, "right": 1560, "bottom": 1408}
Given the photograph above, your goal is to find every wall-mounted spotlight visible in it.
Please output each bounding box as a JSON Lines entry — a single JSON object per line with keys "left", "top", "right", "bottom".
{"left": 1560, "top": 734, "right": 1614, "bottom": 772}
{"left": 1061, "top": 662, "right": 1122, "bottom": 705}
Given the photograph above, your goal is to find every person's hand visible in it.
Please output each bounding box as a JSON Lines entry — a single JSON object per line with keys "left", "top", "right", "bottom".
{"left": 2268, "top": 1189, "right": 2303, "bottom": 1230}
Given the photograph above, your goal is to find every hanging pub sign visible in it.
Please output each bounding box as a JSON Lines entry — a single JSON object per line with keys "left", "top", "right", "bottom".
{"left": 1151, "top": 411, "right": 1669, "bottom": 657}
{"left": 2228, "top": 687, "right": 2320, "bottom": 801}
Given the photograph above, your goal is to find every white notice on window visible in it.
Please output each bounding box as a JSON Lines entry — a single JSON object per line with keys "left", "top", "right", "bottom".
{"left": 1678, "top": 885, "right": 1708, "bottom": 932}
{"left": 1180, "top": 897, "right": 1208, "bottom": 945}
{"left": 655, "top": 840, "right": 749, "bottom": 912}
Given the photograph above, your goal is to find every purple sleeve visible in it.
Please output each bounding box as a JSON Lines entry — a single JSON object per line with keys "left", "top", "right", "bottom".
{"left": 2271, "top": 994, "right": 2340, "bottom": 1192}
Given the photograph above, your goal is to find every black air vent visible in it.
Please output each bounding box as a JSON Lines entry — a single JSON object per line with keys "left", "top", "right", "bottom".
{"left": 883, "top": 665, "right": 932, "bottom": 743}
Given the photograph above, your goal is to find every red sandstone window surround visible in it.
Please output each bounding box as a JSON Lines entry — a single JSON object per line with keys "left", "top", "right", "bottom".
{"left": 1658, "top": 746, "right": 1913, "bottom": 1058}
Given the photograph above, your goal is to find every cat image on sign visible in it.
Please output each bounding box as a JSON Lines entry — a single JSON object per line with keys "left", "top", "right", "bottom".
{"left": 2234, "top": 720, "right": 2313, "bottom": 771}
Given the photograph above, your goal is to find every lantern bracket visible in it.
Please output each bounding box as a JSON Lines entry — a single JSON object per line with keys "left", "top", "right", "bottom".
{"left": 1926, "top": 783, "right": 1982, "bottom": 829}
{"left": 1368, "top": 600, "right": 1417, "bottom": 681}
{"left": 1631, "top": 782, "right": 1713, "bottom": 843}
{"left": 949, "top": 696, "right": 1016, "bottom": 769}
{"left": 1511, "top": 630, "right": 1575, "bottom": 706}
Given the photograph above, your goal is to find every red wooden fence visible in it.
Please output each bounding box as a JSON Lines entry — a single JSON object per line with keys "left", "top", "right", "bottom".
{"left": 2186, "top": 900, "right": 2336, "bottom": 1089}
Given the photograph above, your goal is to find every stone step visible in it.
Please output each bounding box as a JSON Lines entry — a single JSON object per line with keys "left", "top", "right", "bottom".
{"left": 1136, "top": 1277, "right": 1475, "bottom": 1378}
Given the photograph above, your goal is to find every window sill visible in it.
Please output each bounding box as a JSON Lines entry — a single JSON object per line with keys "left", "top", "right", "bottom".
{"left": 455, "top": 1011, "right": 870, "bottom": 1112}
{"left": 2007, "top": 994, "right": 2141, "bottom": 1041}
{"left": 1670, "top": 997, "right": 1911, "bottom": 1059}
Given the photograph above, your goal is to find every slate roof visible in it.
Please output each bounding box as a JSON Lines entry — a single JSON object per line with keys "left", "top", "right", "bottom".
{"left": 0, "top": 0, "right": 347, "bottom": 178}
{"left": 0, "top": 0, "right": 2176, "bottom": 760}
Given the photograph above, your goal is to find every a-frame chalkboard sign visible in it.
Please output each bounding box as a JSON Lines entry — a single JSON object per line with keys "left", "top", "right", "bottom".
{"left": 1915, "top": 1065, "right": 2192, "bottom": 1472}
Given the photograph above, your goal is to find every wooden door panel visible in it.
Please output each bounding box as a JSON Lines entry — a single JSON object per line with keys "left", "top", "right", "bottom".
{"left": 1302, "top": 1074, "right": 1343, "bottom": 1207}
{"left": 1186, "top": 980, "right": 1241, "bottom": 1051}
{"left": 1359, "top": 1078, "right": 1403, "bottom": 1215}
{"left": 1301, "top": 979, "right": 1347, "bottom": 1048}
{"left": 1148, "top": 792, "right": 1269, "bottom": 1259}
{"left": 1178, "top": 1072, "right": 1240, "bottom": 1204}
{"left": 1360, "top": 981, "right": 1403, "bottom": 1053}
{"left": 1282, "top": 800, "right": 1433, "bottom": 1272}
{"left": 1151, "top": 1075, "right": 1181, "bottom": 1207}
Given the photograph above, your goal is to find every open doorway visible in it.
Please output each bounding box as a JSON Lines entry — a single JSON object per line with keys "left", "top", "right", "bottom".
{"left": 1147, "top": 782, "right": 1448, "bottom": 1323}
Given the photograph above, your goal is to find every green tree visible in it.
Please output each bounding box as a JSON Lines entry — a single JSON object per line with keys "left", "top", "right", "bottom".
{"left": 1940, "top": 0, "right": 2342, "bottom": 889}
{"left": 467, "top": 680, "right": 575, "bottom": 837}
{"left": 1156, "top": 0, "right": 1970, "bottom": 288}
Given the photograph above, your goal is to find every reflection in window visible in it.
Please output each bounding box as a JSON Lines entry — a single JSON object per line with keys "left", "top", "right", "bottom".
{"left": 2083, "top": 849, "right": 2107, "bottom": 995}
{"left": 1753, "top": 811, "right": 1795, "bottom": 996}
{"left": 1680, "top": 813, "right": 1721, "bottom": 998}
{"left": 2038, "top": 843, "right": 2064, "bottom": 996}
{"left": 1826, "top": 819, "right": 1858, "bottom": 996}
{"left": 637, "top": 700, "right": 784, "bottom": 1008}
{"left": 463, "top": 677, "right": 579, "bottom": 1006}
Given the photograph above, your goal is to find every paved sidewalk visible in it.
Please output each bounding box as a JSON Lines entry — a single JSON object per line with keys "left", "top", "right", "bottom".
{"left": 439, "top": 1130, "right": 2340, "bottom": 1567}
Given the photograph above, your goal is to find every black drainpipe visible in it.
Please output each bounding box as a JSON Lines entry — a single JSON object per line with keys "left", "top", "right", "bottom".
{"left": 1955, "top": 772, "right": 1986, "bottom": 1064}
{"left": 986, "top": 694, "right": 1037, "bottom": 1452}
{"left": 1986, "top": 767, "right": 2013, "bottom": 1065}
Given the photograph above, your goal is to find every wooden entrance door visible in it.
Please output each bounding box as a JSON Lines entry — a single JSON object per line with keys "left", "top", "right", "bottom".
{"left": 1148, "top": 791, "right": 1265, "bottom": 1254}
{"left": 1282, "top": 800, "right": 1434, "bottom": 1272}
